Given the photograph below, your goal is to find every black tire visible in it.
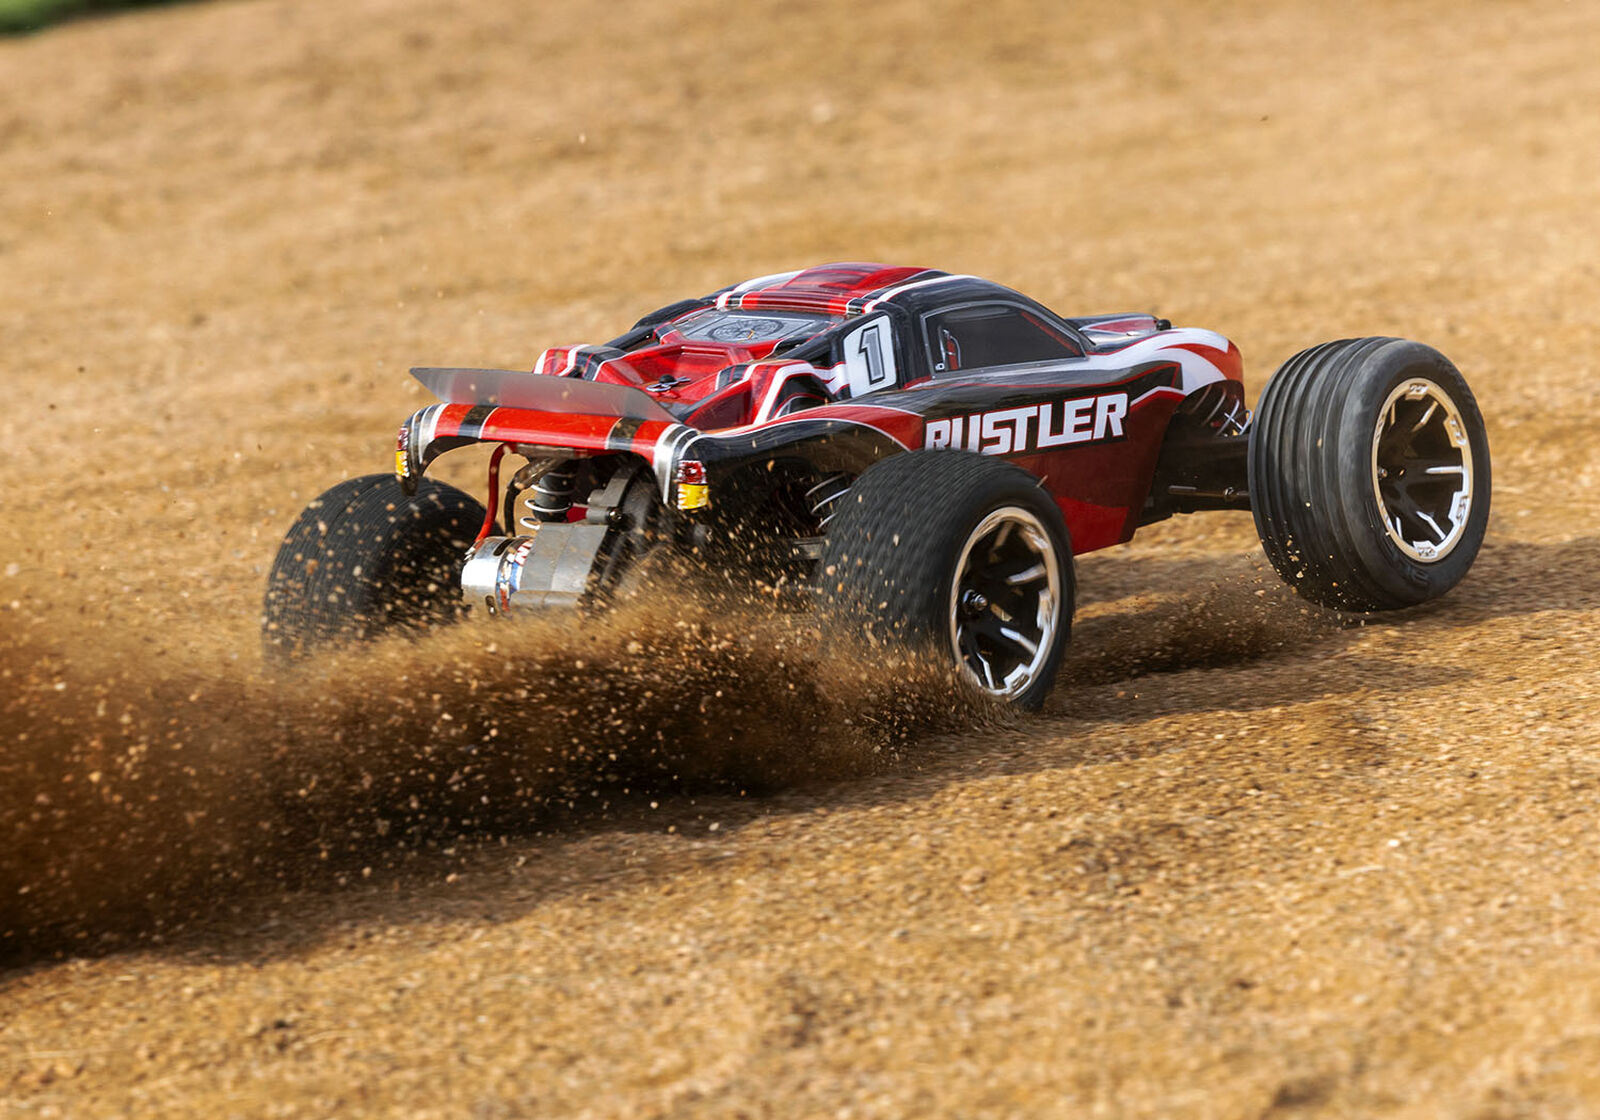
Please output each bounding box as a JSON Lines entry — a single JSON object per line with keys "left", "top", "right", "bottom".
{"left": 262, "top": 474, "right": 487, "bottom": 664}
{"left": 1249, "top": 337, "right": 1491, "bottom": 611}
{"left": 818, "top": 451, "right": 1074, "bottom": 711}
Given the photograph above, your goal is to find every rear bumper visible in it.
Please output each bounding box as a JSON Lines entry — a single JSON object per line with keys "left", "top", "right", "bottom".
{"left": 398, "top": 401, "right": 698, "bottom": 503}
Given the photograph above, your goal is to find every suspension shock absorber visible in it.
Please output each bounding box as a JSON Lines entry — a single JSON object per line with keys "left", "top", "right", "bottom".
{"left": 805, "top": 472, "right": 854, "bottom": 530}
{"left": 516, "top": 460, "right": 579, "bottom": 524}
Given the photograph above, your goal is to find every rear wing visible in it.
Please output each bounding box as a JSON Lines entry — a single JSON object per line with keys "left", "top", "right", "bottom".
{"left": 411, "top": 367, "right": 677, "bottom": 423}
{"left": 398, "top": 368, "right": 694, "bottom": 499}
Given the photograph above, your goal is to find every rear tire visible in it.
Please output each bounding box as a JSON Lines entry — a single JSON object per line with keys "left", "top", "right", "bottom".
{"left": 262, "top": 474, "right": 486, "bottom": 664}
{"left": 818, "top": 451, "right": 1074, "bottom": 711}
{"left": 1248, "top": 337, "right": 1491, "bottom": 611}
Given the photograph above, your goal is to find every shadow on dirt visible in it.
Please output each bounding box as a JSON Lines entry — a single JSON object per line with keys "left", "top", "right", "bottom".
{"left": 0, "top": 534, "right": 1590, "bottom": 973}
{"left": 1075, "top": 533, "right": 1600, "bottom": 621}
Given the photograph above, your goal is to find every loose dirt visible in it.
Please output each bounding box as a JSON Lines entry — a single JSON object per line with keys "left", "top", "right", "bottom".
{"left": 3, "top": 0, "right": 1600, "bottom": 1115}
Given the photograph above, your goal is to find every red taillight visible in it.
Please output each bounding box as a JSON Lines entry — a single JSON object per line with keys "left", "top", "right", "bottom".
{"left": 675, "top": 459, "right": 709, "bottom": 510}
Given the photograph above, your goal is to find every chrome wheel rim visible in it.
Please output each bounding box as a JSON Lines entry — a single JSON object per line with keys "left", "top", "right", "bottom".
{"left": 1371, "top": 378, "right": 1474, "bottom": 563}
{"left": 948, "top": 506, "right": 1062, "bottom": 698}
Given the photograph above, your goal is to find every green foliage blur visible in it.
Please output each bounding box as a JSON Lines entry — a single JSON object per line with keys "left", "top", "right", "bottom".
{"left": 0, "top": 0, "right": 188, "bottom": 34}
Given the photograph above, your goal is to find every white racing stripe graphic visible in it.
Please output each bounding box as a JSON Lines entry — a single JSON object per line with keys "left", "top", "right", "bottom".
{"left": 1129, "top": 385, "right": 1187, "bottom": 408}
{"left": 751, "top": 362, "right": 822, "bottom": 424}
{"left": 694, "top": 397, "right": 925, "bottom": 441}
{"left": 532, "top": 347, "right": 582, "bottom": 377}
{"left": 650, "top": 422, "right": 700, "bottom": 498}
{"left": 681, "top": 414, "right": 916, "bottom": 470}
{"left": 924, "top": 328, "right": 1234, "bottom": 397}
{"left": 715, "top": 269, "right": 805, "bottom": 309}
{"left": 418, "top": 403, "right": 444, "bottom": 448}
{"left": 862, "top": 273, "right": 975, "bottom": 312}
{"left": 1084, "top": 329, "right": 1234, "bottom": 394}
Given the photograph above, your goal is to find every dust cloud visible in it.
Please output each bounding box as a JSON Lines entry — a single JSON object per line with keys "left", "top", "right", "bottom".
{"left": 1, "top": 561, "right": 1329, "bottom": 960}
{"left": 0, "top": 591, "right": 982, "bottom": 958}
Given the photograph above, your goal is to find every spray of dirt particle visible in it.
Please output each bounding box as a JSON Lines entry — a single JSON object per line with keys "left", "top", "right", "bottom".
{"left": 0, "top": 550, "right": 1335, "bottom": 961}
{"left": 0, "top": 588, "right": 985, "bottom": 960}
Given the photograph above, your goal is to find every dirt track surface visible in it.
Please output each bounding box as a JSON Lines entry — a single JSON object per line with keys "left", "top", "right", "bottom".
{"left": 5, "top": 0, "right": 1600, "bottom": 1115}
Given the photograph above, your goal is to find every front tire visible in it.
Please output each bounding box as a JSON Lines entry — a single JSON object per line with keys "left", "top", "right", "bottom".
{"left": 818, "top": 451, "right": 1074, "bottom": 711}
{"left": 1248, "top": 337, "right": 1491, "bottom": 611}
{"left": 262, "top": 474, "right": 486, "bottom": 664}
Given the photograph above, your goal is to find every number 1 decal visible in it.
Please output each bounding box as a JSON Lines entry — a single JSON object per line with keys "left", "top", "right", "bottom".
{"left": 857, "top": 324, "right": 887, "bottom": 387}
{"left": 844, "top": 318, "right": 897, "bottom": 398}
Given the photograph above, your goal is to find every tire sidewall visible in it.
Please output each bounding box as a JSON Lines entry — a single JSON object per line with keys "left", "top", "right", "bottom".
{"left": 263, "top": 475, "right": 485, "bottom": 661}
{"left": 823, "top": 451, "right": 1075, "bottom": 711}
{"left": 1334, "top": 341, "right": 1492, "bottom": 605}
{"left": 942, "top": 484, "right": 1074, "bottom": 710}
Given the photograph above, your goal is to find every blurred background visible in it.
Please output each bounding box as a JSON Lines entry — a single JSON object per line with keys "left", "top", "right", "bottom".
{"left": 5, "top": 0, "right": 1596, "bottom": 625}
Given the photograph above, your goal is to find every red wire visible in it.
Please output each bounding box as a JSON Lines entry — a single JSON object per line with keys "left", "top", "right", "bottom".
{"left": 477, "top": 443, "right": 509, "bottom": 544}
